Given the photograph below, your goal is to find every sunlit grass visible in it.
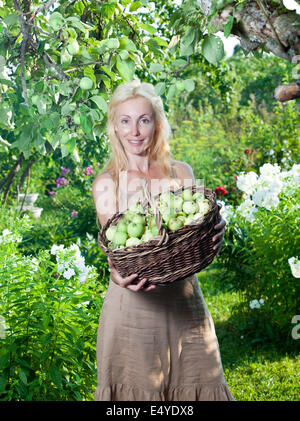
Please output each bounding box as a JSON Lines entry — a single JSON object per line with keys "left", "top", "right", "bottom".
{"left": 197, "top": 269, "right": 300, "bottom": 401}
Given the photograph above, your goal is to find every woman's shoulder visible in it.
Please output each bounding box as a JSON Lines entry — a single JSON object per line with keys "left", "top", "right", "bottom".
{"left": 92, "top": 170, "right": 113, "bottom": 189}
{"left": 171, "top": 160, "right": 195, "bottom": 180}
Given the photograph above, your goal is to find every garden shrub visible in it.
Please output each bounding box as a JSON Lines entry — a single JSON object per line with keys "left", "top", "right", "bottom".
{"left": 0, "top": 208, "right": 105, "bottom": 400}
{"left": 215, "top": 163, "right": 300, "bottom": 348}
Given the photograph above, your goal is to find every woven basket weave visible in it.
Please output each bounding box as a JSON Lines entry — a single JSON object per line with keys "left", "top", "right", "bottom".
{"left": 98, "top": 179, "right": 220, "bottom": 287}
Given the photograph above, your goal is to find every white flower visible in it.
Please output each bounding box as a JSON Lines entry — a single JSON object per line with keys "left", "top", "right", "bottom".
{"left": 51, "top": 244, "right": 65, "bottom": 255}
{"left": 63, "top": 268, "right": 76, "bottom": 280}
{"left": 2, "top": 229, "right": 12, "bottom": 236}
{"left": 237, "top": 198, "right": 258, "bottom": 222}
{"left": 217, "top": 200, "right": 235, "bottom": 223}
{"left": 236, "top": 171, "right": 258, "bottom": 195}
{"left": 288, "top": 257, "right": 300, "bottom": 278}
{"left": 78, "top": 266, "right": 89, "bottom": 284}
{"left": 249, "top": 298, "right": 264, "bottom": 309}
{"left": 259, "top": 163, "right": 281, "bottom": 179}
{"left": 249, "top": 299, "right": 260, "bottom": 309}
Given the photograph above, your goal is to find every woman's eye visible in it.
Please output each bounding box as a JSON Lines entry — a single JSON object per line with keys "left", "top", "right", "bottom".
{"left": 121, "top": 120, "right": 128, "bottom": 124}
{"left": 141, "top": 119, "right": 149, "bottom": 124}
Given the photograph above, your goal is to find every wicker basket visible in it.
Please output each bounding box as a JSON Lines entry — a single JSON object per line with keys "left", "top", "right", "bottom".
{"left": 98, "top": 179, "right": 220, "bottom": 287}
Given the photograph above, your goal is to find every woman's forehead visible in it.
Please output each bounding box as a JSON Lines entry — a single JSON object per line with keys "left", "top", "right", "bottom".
{"left": 115, "top": 96, "right": 154, "bottom": 117}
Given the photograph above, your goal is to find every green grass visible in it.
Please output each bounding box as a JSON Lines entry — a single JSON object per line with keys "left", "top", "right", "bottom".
{"left": 197, "top": 268, "right": 300, "bottom": 401}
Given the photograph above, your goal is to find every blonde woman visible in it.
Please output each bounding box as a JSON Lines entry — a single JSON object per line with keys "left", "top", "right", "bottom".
{"left": 92, "top": 80, "right": 234, "bottom": 401}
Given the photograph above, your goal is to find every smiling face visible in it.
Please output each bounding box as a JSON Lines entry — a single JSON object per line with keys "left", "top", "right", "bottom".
{"left": 114, "top": 96, "right": 156, "bottom": 157}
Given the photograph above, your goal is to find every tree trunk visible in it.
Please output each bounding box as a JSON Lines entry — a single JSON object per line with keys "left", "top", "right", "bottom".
{"left": 0, "top": 153, "right": 25, "bottom": 203}
{"left": 198, "top": 1, "right": 300, "bottom": 61}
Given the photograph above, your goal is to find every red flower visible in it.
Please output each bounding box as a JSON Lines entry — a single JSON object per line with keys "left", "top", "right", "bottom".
{"left": 244, "top": 149, "right": 251, "bottom": 154}
{"left": 234, "top": 175, "right": 237, "bottom": 182}
{"left": 215, "top": 187, "right": 227, "bottom": 196}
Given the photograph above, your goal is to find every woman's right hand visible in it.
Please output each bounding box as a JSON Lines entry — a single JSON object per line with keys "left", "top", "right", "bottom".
{"left": 107, "top": 257, "right": 156, "bottom": 292}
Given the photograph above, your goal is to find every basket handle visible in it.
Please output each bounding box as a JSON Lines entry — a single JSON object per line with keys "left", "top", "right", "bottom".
{"left": 140, "top": 178, "right": 167, "bottom": 239}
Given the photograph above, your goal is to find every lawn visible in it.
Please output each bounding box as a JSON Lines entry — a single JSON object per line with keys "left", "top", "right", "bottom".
{"left": 198, "top": 269, "right": 300, "bottom": 401}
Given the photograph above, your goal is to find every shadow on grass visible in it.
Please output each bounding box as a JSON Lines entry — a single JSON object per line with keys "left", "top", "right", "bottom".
{"left": 214, "top": 310, "right": 300, "bottom": 371}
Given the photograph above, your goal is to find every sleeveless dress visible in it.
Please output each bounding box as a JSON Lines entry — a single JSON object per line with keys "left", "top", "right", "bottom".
{"left": 94, "top": 274, "right": 234, "bottom": 401}
{"left": 94, "top": 170, "right": 234, "bottom": 401}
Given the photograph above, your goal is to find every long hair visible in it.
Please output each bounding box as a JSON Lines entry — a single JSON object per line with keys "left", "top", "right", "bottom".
{"left": 96, "top": 80, "right": 177, "bottom": 228}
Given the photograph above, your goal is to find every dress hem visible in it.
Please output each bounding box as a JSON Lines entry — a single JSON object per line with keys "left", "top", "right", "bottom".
{"left": 94, "top": 381, "right": 235, "bottom": 401}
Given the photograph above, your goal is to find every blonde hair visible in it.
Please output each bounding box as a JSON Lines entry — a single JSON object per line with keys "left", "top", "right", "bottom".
{"left": 96, "top": 80, "right": 177, "bottom": 228}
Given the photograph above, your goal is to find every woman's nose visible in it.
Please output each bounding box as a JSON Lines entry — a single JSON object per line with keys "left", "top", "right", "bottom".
{"left": 131, "top": 121, "right": 140, "bottom": 136}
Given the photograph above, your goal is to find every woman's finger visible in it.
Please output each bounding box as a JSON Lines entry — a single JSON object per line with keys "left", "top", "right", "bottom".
{"left": 214, "top": 218, "right": 226, "bottom": 230}
{"left": 213, "top": 239, "right": 224, "bottom": 251}
{"left": 212, "top": 228, "right": 225, "bottom": 242}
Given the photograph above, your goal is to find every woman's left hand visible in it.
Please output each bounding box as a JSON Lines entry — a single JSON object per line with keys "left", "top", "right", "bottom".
{"left": 212, "top": 203, "right": 226, "bottom": 256}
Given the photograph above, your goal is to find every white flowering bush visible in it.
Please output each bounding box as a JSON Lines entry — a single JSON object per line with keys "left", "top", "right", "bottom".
{"left": 215, "top": 163, "right": 300, "bottom": 344}
{"left": 0, "top": 208, "right": 104, "bottom": 401}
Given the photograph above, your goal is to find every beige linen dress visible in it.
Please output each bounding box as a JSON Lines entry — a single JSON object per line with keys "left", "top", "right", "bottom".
{"left": 94, "top": 273, "right": 234, "bottom": 401}
{"left": 94, "top": 172, "right": 234, "bottom": 401}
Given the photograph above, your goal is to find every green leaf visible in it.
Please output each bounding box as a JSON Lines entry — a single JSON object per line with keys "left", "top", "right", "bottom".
{"left": 129, "top": 1, "right": 142, "bottom": 11}
{"left": 49, "top": 365, "right": 62, "bottom": 389}
{"left": 183, "top": 79, "right": 195, "bottom": 92}
{"left": 223, "top": 15, "right": 234, "bottom": 38}
{"left": 153, "top": 37, "right": 168, "bottom": 47}
{"left": 49, "top": 12, "right": 64, "bottom": 31}
{"left": 101, "top": 2, "right": 116, "bottom": 18}
{"left": 101, "top": 65, "right": 115, "bottom": 80}
{"left": 149, "top": 63, "right": 163, "bottom": 73}
{"left": 90, "top": 96, "right": 108, "bottom": 113}
{"left": 154, "top": 82, "right": 166, "bottom": 96}
{"left": 0, "top": 353, "right": 9, "bottom": 369}
{"left": 138, "top": 22, "right": 156, "bottom": 34}
{"left": 116, "top": 60, "right": 133, "bottom": 81}
{"left": 179, "top": 43, "right": 194, "bottom": 57}
{"left": 166, "top": 85, "right": 176, "bottom": 100}
{"left": 19, "top": 370, "right": 27, "bottom": 385}
{"left": 80, "top": 113, "right": 93, "bottom": 135}
{"left": 202, "top": 34, "right": 224, "bottom": 65}
{"left": 119, "top": 37, "right": 137, "bottom": 51}
{"left": 181, "top": 27, "right": 195, "bottom": 47}
{"left": 106, "top": 38, "right": 120, "bottom": 49}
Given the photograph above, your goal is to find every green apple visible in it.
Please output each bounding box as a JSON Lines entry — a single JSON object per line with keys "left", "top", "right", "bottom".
{"left": 193, "top": 212, "right": 203, "bottom": 221}
{"left": 131, "top": 214, "right": 146, "bottom": 225}
{"left": 151, "top": 225, "right": 159, "bottom": 236}
{"left": 197, "top": 200, "right": 210, "bottom": 215}
{"left": 184, "top": 214, "right": 195, "bottom": 225}
{"left": 168, "top": 217, "right": 183, "bottom": 231}
{"left": 112, "top": 230, "right": 128, "bottom": 246}
{"left": 129, "top": 203, "right": 144, "bottom": 214}
{"left": 126, "top": 237, "right": 142, "bottom": 247}
{"left": 182, "top": 189, "right": 193, "bottom": 201}
{"left": 173, "top": 196, "right": 183, "bottom": 212}
{"left": 177, "top": 214, "right": 186, "bottom": 224}
{"left": 67, "top": 39, "right": 79, "bottom": 55}
{"left": 127, "top": 222, "right": 144, "bottom": 238}
{"left": 141, "top": 229, "right": 154, "bottom": 242}
{"left": 193, "top": 192, "right": 205, "bottom": 201}
{"left": 106, "top": 225, "right": 118, "bottom": 242}
{"left": 117, "top": 220, "right": 128, "bottom": 233}
{"left": 80, "top": 77, "right": 93, "bottom": 90}
{"left": 124, "top": 209, "right": 136, "bottom": 221}
{"left": 159, "top": 191, "right": 175, "bottom": 204}
{"left": 183, "top": 200, "right": 199, "bottom": 215}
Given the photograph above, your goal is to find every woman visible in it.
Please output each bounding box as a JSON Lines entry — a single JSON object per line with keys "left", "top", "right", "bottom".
{"left": 92, "top": 80, "right": 234, "bottom": 401}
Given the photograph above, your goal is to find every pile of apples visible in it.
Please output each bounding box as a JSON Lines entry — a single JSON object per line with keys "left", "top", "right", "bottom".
{"left": 106, "top": 189, "right": 211, "bottom": 250}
